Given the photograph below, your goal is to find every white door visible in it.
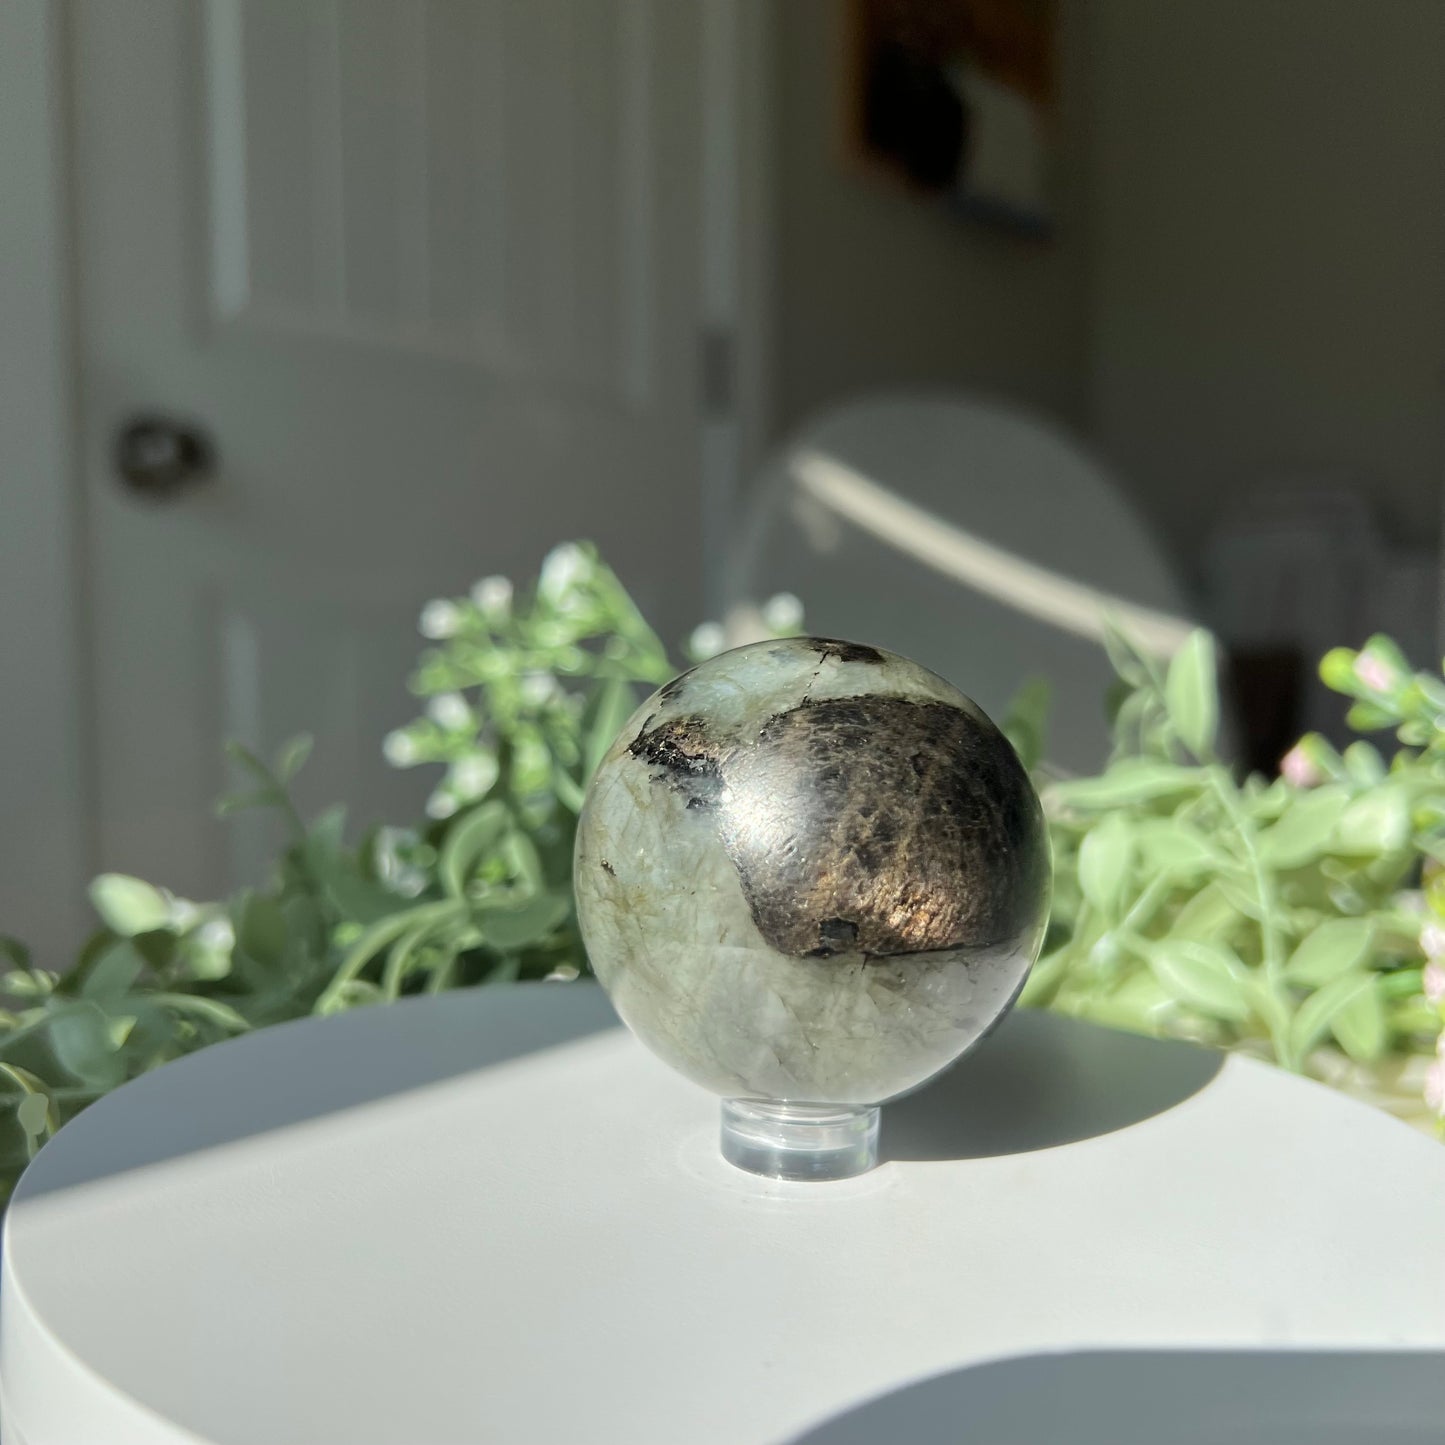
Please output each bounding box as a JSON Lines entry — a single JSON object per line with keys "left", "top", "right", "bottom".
{"left": 55, "top": 0, "right": 732, "bottom": 924}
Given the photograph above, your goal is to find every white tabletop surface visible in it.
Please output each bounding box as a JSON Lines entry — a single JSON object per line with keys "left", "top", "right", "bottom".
{"left": 2, "top": 983, "right": 1443, "bottom": 1445}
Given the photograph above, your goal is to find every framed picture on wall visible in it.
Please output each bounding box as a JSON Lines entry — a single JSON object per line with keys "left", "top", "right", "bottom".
{"left": 844, "top": 0, "right": 1059, "bottom": 238}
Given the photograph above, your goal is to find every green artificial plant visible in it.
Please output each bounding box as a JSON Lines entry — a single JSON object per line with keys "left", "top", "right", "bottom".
{"left": 0, "top": 543, "right": 1441, "bottom": 1210}
{"left": 1016, "top": 628, "right": 1445, "bottom": 1128}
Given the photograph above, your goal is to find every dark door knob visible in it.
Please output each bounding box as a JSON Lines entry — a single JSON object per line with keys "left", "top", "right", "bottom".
{"left": 115, "top": 415, "right": 215, "bottom": 498}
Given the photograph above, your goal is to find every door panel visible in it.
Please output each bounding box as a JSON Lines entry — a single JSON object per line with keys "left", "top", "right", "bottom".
{"left": 71, "top": 0, "right": 705, "bottom": 902}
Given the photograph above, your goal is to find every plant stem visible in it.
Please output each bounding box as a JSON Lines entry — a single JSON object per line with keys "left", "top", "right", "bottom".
{"left": 1208, "top": 764, "right": 1294, "bottom": 1062}
{"left": 1122, "top": 874, "right": 1172, "bottom": 935}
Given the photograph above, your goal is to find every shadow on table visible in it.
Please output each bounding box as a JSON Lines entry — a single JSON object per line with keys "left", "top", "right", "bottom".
{"left": 788, "top": 1348, "right": 1445, "bottom": 1444}
{"left": 14, "top": 984, "right": 623, "bottom": 1202}
{"left": 16, "top": 985, "right": 1223, "bottom": 1203}
{"left": 883, "top": 1008, "right": 1223, "bottom": 1162}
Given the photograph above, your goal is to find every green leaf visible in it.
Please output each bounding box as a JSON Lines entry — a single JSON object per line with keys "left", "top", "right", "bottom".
{"left": 15, "top": 1092, "right": 49, "bottom": 1141}
{"left": 0, "top": 936, "right": 31, "bottom": 972}
{"left": 237, "top": 894, "right": 288, "bottom": 963}
{"left": 1102, "top": 619, "right": 1151, "bottom": 687}
{"left": 223, "top": 740, "right": 276, "bottom": 786}
{"left": 1376, "top": 966, "right": 1424, "bottom": 999}
{"left": 316, "top": 863, "right": 405, "bottom": 927}
{"left": 1284, "top": 918, "right": 1374, "bottom": 987}
{"left": 439, "top": 800, "right": 511, "bottom": 898}
{"left": 1002, "top": 677, "right": 1051, "bottom": 772}
{"left": 1288, "top": 971, "right": 1376, "bottom": 1062}
{"left": 1346, "top": 701, "right": 1395, "bottom": 732}
{"left": 1168, "top": 882, "right": 1242, "bottom": 941}
{"left": 3, "top": 1059, "right": 59, "bottom": 1156}
{"left": 1077, "top": 814, "right": 1133, "bottom": 919}
{"left": 584, "top": 677, "right": 639, "bottom": 779}
{"left": 276, "top": 733, "right": 314, "bottom": 782}
{"left": 1135, "top": 820, "right": 1224, "bottom": 877}
{"left": 476, "top": 891, "right": 572, "bottom": 950}
{"left": 1048, "top": 761, "right": 1204, "bottom": 810}
{"left": 1243, "top": 777, "right": 1292, "bottom": 822}
{"left": 80, "top": 941, "right": 144, "bottom": 1006}
{"left": 89, "top": 875, "right": 171, "bottom": 937}
{"left": 4, "top": 968, "right": 56, "bottom": 999}
{"left": 1256, "top": 786, "right": 1350, "bottom": 868}
{"left": 1164, "top": 630, "right": 1219, "bottom": 758}
{"left": 503, "top": 830, "right": 545, "bottom": 892}
{"left": 1415, "top": 672, "right": 1445, "bottom": 713}
{"left": 1330, "top": 981, "right": 1386, "bottom": 1063}
{"left": 1146, "top": 940, "right": 1252, "bottom": 1023}
{"left": 1077, "top": 970, "right": 1174, "bottom": 1033}
{"left": 1215, "top": 873, "right": 1265, "bottom": 922}
{"left": 1319, "top": 647, "right": 1359, "bottom": 693}
{"left": 306, "top": 805, "right": 347, "bottom": 859}
{"left": 47, "top": 1001, "right": 126, "bottom": 1090}
{"left": 1331, "top": 787, "right": 1411, "bottom": 855}
{"left": 215, "top": 789, "right": 276, "bottom": 818}
{"left": 1341, "top": 742, "right": 1385, "bottom": 786}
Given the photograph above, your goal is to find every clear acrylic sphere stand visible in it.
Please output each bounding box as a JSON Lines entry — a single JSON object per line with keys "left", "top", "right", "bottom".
{"left": 719, "top": 1100, "right": 881, "bottom": 1181}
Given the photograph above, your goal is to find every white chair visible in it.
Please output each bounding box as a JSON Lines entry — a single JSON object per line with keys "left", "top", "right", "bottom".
{"left": 727, "top": 393, "right": 1194, "bottom": 774}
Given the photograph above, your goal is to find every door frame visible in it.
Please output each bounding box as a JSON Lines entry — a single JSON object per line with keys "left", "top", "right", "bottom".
{"left": 0, "top": 1, "right": 93, "bottom": 967}
{"left": 0, "top": 0, "right": 773, "bottom": 961}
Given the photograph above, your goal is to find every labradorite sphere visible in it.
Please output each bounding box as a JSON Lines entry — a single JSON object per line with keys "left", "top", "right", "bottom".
{"left": 574, "top": 637, "right": 1050, "bottom": 1106}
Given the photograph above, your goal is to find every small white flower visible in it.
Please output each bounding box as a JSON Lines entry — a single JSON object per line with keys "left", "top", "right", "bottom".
{"left": 426, "top": 692, "right": 472, "bottom": 731}
{"left": 426, "top": 789, "right": 458, "bottom": 820}
{"left": 166, "top": 896, "right": 203, "bottom": 931}
{"left": 197, "top": 918, "right": 235, "bottom": 953}
{"left": 1425, "top": 1059, "right": 1445, "bottom": 1117}
{"left": 544, "top": 964, "right": 580, "bottom": 982}
{"left": 520, "top": 672, "right": 560, "bottom": 707}
{"left": 762, "top": 592, "right": 804, "bottom": 634}
{"left": 1424, "top": 962, "right": 1445, "bottom": 1005}
{"left": 470, "top": 575, "right": 513, "bottom": 617}
{"left": 1422, "top": 923, "right": 1445, "bottom": 961}
{"left": 539, "top": 543, "right": 590, "bottom": 601}
{"left": 383, "top": 729, "right": 421, "bottom": 767}
{"left": 419, "top": 599, "right": 462, "bottom": 639}
{"left": 451, "top": 752, "right": 499, "bottom": 800}
{"left": 688, "top": 621, "right": 726, "bottom": 661}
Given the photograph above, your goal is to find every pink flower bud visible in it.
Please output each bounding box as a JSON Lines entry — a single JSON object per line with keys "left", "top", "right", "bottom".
{"left": 1280, "top": 745, "right": 1321, "bottom": 788}
{"left": 1422, "top": 923, "right": 1445, "bottom": 961}
{"left": 1354, "top": 654, "right": 1396, "bottom": 692}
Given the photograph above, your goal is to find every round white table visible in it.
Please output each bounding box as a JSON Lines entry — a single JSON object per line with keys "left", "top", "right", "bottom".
{"left": 2, "top": 984, "right": 1442, "bottom": 1444}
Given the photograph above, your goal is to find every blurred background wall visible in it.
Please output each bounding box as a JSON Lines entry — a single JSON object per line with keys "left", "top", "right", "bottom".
{"left": 1086, "top": 0, "right": 1445, "bottom": 564}
{"left": 770, "top": 0, "right": 1445, "bottom": 578}
{"left": 770, "top": 0, "right": 1090, "bottom": 436}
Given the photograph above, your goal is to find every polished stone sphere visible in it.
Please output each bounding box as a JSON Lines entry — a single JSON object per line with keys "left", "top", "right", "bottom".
{"left": 574, "top": 637, "right": 1050, "bottom": 1106}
